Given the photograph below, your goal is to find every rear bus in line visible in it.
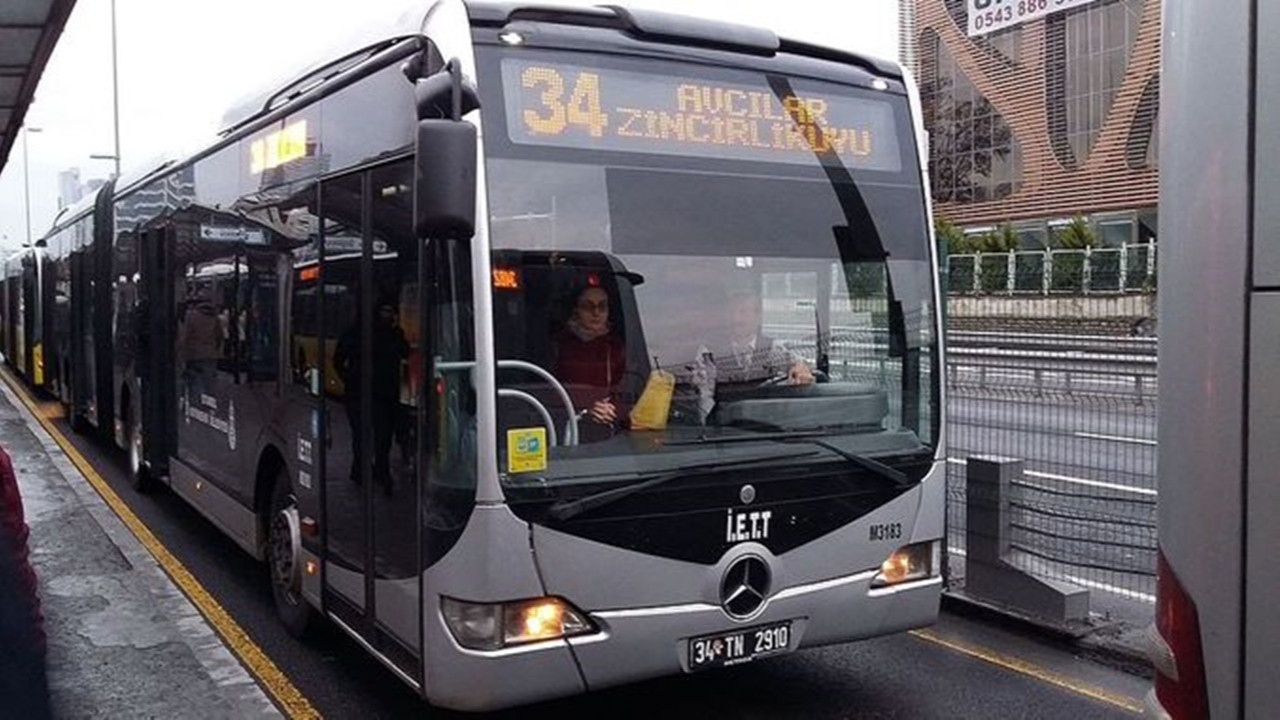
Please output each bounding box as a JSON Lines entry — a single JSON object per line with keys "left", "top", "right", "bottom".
{"left": 1151, "top": 1, "right": 1280, "bottom": 718}
{"left": 36, "top": 1, "right": 947, "bottom": 710}
{"left": 1, "top": 245, "right": 47, "bottom": 388}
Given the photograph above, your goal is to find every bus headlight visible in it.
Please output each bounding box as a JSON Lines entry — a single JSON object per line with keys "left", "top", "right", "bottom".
{"left": 872, "top": 541, "right": 939, "bottom": 588}
{"left": 442, "top": 596, "right": 595, "bottom": 650}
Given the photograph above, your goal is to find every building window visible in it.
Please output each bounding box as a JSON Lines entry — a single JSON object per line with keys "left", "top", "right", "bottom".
{"left": 920, "top": 29, "right": 1023, "bottom": 206}
{"left": 1047, "top": 0, "right": 1145, "bottom": 168}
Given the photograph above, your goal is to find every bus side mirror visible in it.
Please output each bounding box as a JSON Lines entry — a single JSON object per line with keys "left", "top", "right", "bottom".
{"left": 415, "top": 120, "right": 476, "bottom": 240}
{"left": 413, "top": 58, "right": 480, "bottom": 240}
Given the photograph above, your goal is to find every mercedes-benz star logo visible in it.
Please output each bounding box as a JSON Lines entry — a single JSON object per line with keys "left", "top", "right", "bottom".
{"left": 739, "top": 484, "right": 756, "bottom": 505}
{"left": 720, "top": 556, "right": 771, "bottom": 618}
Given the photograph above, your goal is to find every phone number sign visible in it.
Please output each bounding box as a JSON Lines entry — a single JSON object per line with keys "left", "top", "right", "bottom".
{"left": 968, "top": 0, "right": 1101, "bottom": 36}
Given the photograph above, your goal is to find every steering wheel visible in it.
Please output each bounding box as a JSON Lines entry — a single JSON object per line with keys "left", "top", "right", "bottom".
{"left": 756, "top": 372, "right": 792, "bottom": 388}
{"left": 756, "top": 366, "right": 828, "bottom": 388}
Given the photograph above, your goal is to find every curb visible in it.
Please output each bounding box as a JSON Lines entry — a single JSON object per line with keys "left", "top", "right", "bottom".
{"left": 941, "top": 592, "right": 1154, "bottom": 680}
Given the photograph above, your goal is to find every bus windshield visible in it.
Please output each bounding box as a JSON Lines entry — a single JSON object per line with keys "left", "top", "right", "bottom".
{"left": 477, "top": 45, "right": 938, "bottom": 496}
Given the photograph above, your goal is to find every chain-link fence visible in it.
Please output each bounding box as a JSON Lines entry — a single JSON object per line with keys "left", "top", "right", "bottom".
{"left": 944, "top": 293, "right": 1158, "bottom": 627}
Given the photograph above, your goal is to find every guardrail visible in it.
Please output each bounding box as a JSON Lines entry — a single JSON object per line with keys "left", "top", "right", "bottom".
{"left": 947, "top": 333, "right": 1156, "bottom": 402}
{"left": 947, "top": 244, "right": 1157, "bottom": 296}
{"left": 948, "top": 331, "right": 1157, "bottom": 357}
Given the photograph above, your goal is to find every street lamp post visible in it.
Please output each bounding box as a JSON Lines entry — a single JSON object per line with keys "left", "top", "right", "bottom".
{"left": 91, "top": 1, "right": 122, "bottom": 180}
{"left": 22, "top": 126, "right": 43, "bottom": 248}
{"left": 110, "top": 0, "right": 121, "bottom": 178}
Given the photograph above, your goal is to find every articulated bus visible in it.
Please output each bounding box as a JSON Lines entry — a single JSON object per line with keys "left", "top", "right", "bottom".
{"left": 1152, "top": 1, "right": 1280, "bottom": 718}
{"left": 7, "top": 1, "right": 945, "bottom": 710}
{"left": 1, "top": 244, "right": 49, "bottom": 389}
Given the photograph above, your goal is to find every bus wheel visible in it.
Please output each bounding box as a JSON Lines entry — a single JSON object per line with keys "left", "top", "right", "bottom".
{"left": 127, "top": 422, "right": 153, "bottom": 493}
{"left": 268, "top": 475, "right": 313, "bottom": 638}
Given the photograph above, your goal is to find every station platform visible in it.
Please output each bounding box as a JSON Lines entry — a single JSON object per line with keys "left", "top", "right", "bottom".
{"left": 0, "top": 379, "right": 280, "bottom": 718}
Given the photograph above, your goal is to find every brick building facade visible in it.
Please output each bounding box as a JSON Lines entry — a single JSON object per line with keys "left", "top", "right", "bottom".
{"left": 901, "top": 0, "right": 1160, "bottom": 248}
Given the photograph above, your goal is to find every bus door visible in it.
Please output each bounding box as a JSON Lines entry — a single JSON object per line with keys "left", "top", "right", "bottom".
{"left": 139, "top": 227, "right": 176, "bottom": 476}
{"left": 10, "top": 273, "right": 23, "bottom": 375}
{"left": 22, "top": 254, "right": 39, "bottom": 384}
{"left": 69, "top": 249, "right": 90, "bottom": 423}
{"left": 319, "top": 162, "right": 423, "bottom": 677}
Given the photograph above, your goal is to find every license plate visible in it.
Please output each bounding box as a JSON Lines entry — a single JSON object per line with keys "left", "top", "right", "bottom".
{"left": 687, "top": 620, "right": 792, "bottom": 671}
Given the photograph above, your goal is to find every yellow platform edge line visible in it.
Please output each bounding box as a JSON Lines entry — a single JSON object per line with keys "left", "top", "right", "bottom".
{"left": 1, "top": 370, "right": 321, "bottom": 720}
{"left": 909, "top": 627, "right": 1144, "bottom": 714}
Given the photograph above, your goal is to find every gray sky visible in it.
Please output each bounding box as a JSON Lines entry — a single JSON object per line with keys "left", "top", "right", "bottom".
{"left": 0, "top": 0, "right": 900, "bottom": 251}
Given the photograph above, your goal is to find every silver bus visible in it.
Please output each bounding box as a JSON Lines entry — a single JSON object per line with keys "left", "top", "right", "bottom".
{"left": 1151, "top": 0, "right": 1280, "bottom": 718}
{"left": 42, "top": 1, "right": 945, "bottom": 710}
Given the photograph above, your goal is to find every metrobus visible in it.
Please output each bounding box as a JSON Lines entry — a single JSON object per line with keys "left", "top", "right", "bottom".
{"left": 1150, "top": 1, "right": 1280, "bottom": 718}
{"left": 13, "top": 1, "right": 945, "bottom": 710}
{"left": 0, "top": 244, "right": 48, "bottom": 389}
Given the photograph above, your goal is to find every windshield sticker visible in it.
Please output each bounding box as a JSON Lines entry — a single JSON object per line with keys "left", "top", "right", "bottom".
{"left": 507, "top": 427, "right": 548, "bottom": 474}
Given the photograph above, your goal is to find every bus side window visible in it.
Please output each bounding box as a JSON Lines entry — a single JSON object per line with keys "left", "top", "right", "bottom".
{"left": 245, "top": 249, "right": 280, "bottom": 383}
{"left": 275, "top": 197, "right": 320, "bottom": 396}
{"left": 290, "top": 263, "right": 320, "bottom": 395}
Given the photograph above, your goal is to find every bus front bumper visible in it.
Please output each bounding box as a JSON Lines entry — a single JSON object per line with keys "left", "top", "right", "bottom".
{"left": 423, "top": 568, "right": 940, "bottom": 711}
{"left": 571, "top": 569, "right": 942, "bottom": 692}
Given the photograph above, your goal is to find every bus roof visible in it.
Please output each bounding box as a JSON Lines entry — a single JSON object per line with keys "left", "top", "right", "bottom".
{"left": 219, "top": 0, "right": 901, "bottom": 138}
{"left": 464, "top": 2, "right": 902, "bottom": 79}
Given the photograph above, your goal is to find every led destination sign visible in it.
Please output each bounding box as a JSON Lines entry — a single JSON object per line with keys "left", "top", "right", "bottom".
{"left": 500, "top": 59, "right": 902, "bottom": 172}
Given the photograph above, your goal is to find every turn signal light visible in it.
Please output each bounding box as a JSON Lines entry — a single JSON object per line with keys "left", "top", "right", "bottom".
{"left": 442, "top": 596, "right": 595, "bottom": 651}
{"left": 872, "top": 541, "right": 938, "bottom": 588}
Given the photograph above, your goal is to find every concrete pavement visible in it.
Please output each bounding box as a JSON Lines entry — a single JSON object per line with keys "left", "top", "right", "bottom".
{"left": 0, "top": 380, "right": 280, "bottom": 719}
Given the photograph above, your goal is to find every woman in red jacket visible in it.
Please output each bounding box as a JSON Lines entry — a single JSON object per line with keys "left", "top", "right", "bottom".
{"left": 553, "top": 282, "right": 627, "bottom": 440}
{"left": 0, "top": 445, "right": 50, "bottom": 717}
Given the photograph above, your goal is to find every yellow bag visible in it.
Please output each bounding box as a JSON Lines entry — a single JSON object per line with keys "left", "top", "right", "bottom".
{"left": 629, "top": 369, "right": 675, "bottom": 430}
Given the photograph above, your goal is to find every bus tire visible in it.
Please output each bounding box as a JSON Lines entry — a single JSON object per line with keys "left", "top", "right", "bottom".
{"left": 127, "top": 421, "right": 153, "bottom": 493}
{"left": 268, "top": 474, "right": 313, "bottom": 638}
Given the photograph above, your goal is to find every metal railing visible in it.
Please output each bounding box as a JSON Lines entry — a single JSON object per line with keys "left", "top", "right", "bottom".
{"left": 947, "top": 243, "right": 1157, "bottom": 295}
{"left": 948, "top": 332, "right": 1156, "bottom": 402}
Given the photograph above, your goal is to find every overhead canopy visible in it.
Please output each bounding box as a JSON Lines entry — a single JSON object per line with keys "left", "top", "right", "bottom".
{"left": 0, "top": 0, "right": 77, "bottom": 175}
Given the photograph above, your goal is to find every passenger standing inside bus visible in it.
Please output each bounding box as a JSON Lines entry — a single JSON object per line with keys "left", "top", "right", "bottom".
{"left": 178, "top": 288, "right": 224, "bottom": 398}
{"left": 554, "top": 280, "right": 627, "bottom": 441}
{"left": 334, "top": 299, "right": 409, "bottom": 492}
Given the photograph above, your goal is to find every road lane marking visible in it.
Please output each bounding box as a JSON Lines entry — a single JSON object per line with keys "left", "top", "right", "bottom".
{"left": 0, "top": 370, "right": 319, "bottom": 720}
{"left": 908, "top": 627, "right": 1144, "bottom": 714}
{"left": 946, "top": 457, "right": 1157, "bottom": 497}
{"left": 1073, "top": 432, "right": 1157, "bottom": 446}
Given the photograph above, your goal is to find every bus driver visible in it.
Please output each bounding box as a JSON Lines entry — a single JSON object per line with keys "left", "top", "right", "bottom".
{"left": 691, "top": 287, "right": 815, "bottom": 421}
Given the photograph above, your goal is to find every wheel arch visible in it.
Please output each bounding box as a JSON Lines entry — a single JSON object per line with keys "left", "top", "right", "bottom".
{"left": 254, "top": 444, "right": 289, "bottom": 558}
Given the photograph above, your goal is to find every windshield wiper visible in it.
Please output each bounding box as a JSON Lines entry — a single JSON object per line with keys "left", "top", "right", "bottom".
{"left": 546, "top": 449, "right": 817, "bottom": 522}
{"left": 669, "top": 430, "right": 911, "bottom": 488}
